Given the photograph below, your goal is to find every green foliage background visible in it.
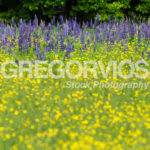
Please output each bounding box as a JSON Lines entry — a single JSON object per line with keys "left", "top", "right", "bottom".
{"left": 0, "top": 0, "right": 149, "bottom": 22}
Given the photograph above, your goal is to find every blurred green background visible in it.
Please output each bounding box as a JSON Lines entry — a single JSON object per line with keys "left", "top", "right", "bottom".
{"left": 0, "top": 0, "right": 149, "bottom": 22}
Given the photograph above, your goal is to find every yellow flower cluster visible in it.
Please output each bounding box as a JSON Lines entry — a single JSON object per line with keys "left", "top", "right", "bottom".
{"left": 0, "top": 42, "right": 150, "bottom": 150}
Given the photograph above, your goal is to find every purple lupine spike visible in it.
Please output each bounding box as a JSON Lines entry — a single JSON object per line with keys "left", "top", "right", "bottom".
{"left": 51, "top": 16, "right": 56, "bottom": 26}
{"left": 61, "top": 26, "right": 66, "bottom": 37}
{"left": 11, "top": 18, "right": 15, "bottom": 26}
{"left": 87, "top": 38, "right": 91, "bottom": 46}
{"left": 116, "top": 25, "right": 120, "bottom": 41}
{"left": 60, "top": 16, "right": 64, "bottom": 25}
{"left": 46, "top": 43, "right": 52, "bottom": 52}
{"left": 24, "top": 40, "right": 29, "bottom": 52}
{"left": 57, "top": 22, "right": 60, "bottom": 29}
{"left": 48, "top": 23, "right": 52, "bottom": 31}
{"left": 80, "top": 31, "right": 85, "bottom": 44}
{"left": 91, "top": 31, "right": 94, "bottom": 41}
{"left": 36, "top": 47, "right": 41, "bottom": 58}
{"left": 66, "top": 40, "right": 73, "bottom": 57}
{"left": 5, "top": 26, "right": 11, "bottom": 37}
{"left": 73, "top": 21, "right": 80, "bottom": 37}
{"left": 28, "top": 20, "right": 32, "bottom": 26}
{"left": 90, "top": 19, "right": 93, "bottom": 28}
{"left": 95, "top": 28, "right": 100, "bottom": 42}
{"left": 41, "top": 21, "right": 45, "bottom": 31}
{"left": 44, "top": 32, "right": 50, "bottom": 42}
{"left": 106, "top": 33, "right": 109, "bottom": 44}
{"left": 18, "top": 23, "right": 27, "bottom": 52}
{"left": 129, "top": 24, "right": 135, "bottom": 38}
{"left": 2, "top": 33, "right": 6, "bottom": 50}
{"left": 19, "top": 18, "right": 23, "bottom": 25}
{"left": 60, "top": 36, "right": 65, "bottom": 51}
{"left": 110, "top": 34, "right": 115, "bottom": 44}
{"left": 12, "top": 25, "right": 17, "bottom": 38}
{"left": 121, "top": 25, "right": 127, "bottom": 40}
{"left": 83, "top": 22, "right": 86, "bottom": 30}
{"left": 65, "top": 22, "right": 69, "bottom": 37}
{"left": 73, "top": 20, "right": 76, "bottom": 31}
{"left": 33, "top": 15, "right": 38, "bottom": 27}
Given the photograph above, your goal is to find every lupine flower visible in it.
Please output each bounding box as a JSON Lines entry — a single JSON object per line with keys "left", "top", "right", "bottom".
{"left": 33, "top": 15, "right": 38, "bottom": 27}
{"left": 60, "top": 16, "right": 64, "bottom": 25}
{"left": 66, "top": 40, "right": 73, "bottom": 57}
{"left": 80, "top": 31, "right": 85, "bottom": 44}
{"left": 60, "top": 36, "right": 65, "bottom": 51}
{"left": 0, "top": 16, "right": 149, "bottom": 59}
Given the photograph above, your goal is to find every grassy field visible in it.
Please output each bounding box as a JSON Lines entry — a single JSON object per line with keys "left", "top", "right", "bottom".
{"left": 0, "top": 18, "right": 150, "bottom": 150}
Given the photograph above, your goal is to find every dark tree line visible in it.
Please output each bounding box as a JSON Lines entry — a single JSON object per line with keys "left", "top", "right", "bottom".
{"left": 0, "top": 0, "right": 149, "bottom": 22}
